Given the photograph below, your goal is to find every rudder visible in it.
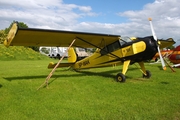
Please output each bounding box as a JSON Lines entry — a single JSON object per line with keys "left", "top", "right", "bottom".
{"left": 68, "top": 47, "right": 77, "bottom": 62}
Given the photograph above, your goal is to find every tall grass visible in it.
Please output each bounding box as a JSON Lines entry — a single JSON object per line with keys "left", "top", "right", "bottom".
{"left": 0, "top": 58, "right": 180, "bottom": 119}
{"left": 0, "top": 45, "right": 50, "bottom": 60}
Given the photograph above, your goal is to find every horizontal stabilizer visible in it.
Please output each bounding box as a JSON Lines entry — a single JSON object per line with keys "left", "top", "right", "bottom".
{"left": 48, "top": 62, "right": 74, "bottom": 69}
{"left": 159, "top": 38, "right": 176, "bottom": 49}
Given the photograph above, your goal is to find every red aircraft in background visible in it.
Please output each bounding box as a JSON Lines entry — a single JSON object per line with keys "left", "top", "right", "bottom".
{"left": 153, "top": 45, "right": 180, "bottom": 68}
{"left": 153, "top": 49, "right": 173, "bottom": 62}
{"left": 169, "top": 45, "right": 180, "bottom": 67}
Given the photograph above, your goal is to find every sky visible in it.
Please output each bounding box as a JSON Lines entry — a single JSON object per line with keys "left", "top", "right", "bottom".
{"left": 0, "top": 0, "right": 180, "bottom": 45}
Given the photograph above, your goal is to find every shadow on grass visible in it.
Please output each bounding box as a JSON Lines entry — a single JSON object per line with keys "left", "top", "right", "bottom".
{"left": 3, "top": 68, "right": 137, "bottom": 82}
{"left": 3, "top": 75, "right": 57, "bottom": 81}
{"left": 3, "top": 70, "right": 118, "bottom": 81}
{"left": 160, "top": 81, "right": 170, "bottom": 84}
{"left": 0, "top": 84, "right": 2, "bottom": 88}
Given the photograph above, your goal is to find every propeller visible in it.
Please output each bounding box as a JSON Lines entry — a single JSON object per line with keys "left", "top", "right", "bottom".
{"left": 148, "top": 18, "right": 166, "bottom": 70}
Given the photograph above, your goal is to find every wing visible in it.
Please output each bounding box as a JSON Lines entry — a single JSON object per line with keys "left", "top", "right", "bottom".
{"left": 4, "top": 22, "right": 120, "bottom": 48}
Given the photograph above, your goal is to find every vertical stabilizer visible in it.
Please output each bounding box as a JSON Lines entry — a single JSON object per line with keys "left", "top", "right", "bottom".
{"left": 68, "top": 47, "right": 77, "bottom": 62}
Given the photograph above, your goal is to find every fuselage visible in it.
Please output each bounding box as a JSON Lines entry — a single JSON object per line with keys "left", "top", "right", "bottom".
{"left": 72, "top": 36, "right": 158, "bottom": 69}
{"left": 169, "top": 45, "right": 180, "bottom": 64}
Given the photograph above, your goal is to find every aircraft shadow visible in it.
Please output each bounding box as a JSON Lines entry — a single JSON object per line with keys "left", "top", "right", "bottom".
{"left": 3, "top": 68, "right": 135, "bottom": 82}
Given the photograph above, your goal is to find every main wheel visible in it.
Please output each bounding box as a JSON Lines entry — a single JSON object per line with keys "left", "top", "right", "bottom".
{"left": 116, "top": 73, "right": 126, "bottom": 82}
{"left": 143, "top": 70, "right": 151, "bottom": 78}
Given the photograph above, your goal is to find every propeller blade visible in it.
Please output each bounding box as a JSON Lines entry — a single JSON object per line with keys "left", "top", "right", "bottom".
{"left": 157, "top": 46, "right": 166, "bottom": 70}
{"left": 148, "top": 18, "right": 166, "bottom": 70}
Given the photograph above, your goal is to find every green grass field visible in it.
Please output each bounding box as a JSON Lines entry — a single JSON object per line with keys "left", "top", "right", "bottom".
{"left": 0, "top": 45, "right": 180, "bottom": 119}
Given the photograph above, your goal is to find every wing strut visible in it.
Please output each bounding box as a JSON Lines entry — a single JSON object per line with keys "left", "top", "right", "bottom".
{"left": 37, "top": 39, "right": 76, "bottom": 90}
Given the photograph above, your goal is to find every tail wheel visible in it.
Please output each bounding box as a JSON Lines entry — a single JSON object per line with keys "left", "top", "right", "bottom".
{"left": 143, "top": 70, "right": 151, "bottom": 78}
{"left": 116, "top": 73, "right": 126, "bottom": 82}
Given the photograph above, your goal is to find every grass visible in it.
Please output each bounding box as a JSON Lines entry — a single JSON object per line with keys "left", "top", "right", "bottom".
{"left": 0, "top": 59, "right": 180, "bottom": 120}
{"left": 0, "top": 45, "right": 180, "bottom": 119}
{"left": 0, "top": 45, "right": 50, "bottom": 60}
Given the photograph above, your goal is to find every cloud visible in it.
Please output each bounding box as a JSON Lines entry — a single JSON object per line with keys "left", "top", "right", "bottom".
{"left": 0, "top": 0, "right": 96, "bottom": 29}
{"left": 117, "top": 0, "right": 180, "bottom": 43}
{"left": 0, "top": 0, "right": 179, "bottom": 45}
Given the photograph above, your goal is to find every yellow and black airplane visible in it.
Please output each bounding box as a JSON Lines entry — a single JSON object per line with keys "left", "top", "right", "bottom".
{"left": 4, "top": 18, "right": 175, "bottom": 82}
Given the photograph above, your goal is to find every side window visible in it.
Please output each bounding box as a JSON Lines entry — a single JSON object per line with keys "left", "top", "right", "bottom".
{"left": 100, "top": 41, "right": 120, "bottom": 55}
{"left": 107, "top": 44, "right": 114, "bottom": 53}
{"left": 100, "top": 47, "right": 108, "bottom": 55}
{"left": 108, "top": 41, "right": 120, "bottom": 52}
{"left": 113, "top": 41, "right": 121, "bottom": 50}
{"left": 119, "top": 40, "right": 126, "bottom": 46}
{"left": 176, "top": 55, "right": 180, "bottom": 59}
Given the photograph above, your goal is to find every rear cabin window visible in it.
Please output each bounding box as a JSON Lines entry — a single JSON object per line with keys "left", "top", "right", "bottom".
{"left": 100, "top": 41, "right": 120, "bottom": 55}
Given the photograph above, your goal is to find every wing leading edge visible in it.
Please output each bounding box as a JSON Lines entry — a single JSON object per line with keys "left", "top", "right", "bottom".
{"left": 4, "top": 22, "right": 121, "bottom": 48}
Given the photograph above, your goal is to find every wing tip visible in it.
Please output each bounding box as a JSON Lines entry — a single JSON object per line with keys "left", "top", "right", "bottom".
{"left": 4, "top": 22, "right": 18, "bottom": 47}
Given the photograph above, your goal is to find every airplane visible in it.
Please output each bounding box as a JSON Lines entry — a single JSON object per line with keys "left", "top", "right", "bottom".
{"left": 151, "top": 45, "right": 180, "bottom": 69}
{"left": 168, "top": 45, "right": 180, "bottom": 68}
{"left": 152, "top": 49, "right": 173, "bottom": 62}
{"left": 4, "top": 18, "right": 175, "bottom": 82}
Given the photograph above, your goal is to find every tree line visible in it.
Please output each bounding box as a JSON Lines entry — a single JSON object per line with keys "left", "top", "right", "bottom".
{"left": 0, "top": 21, "right": 39, "bottom": 51}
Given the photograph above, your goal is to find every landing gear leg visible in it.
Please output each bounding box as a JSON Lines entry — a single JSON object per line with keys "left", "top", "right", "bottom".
{"left": 138, "top": 62, "right": 151, "bottom": 79}
{"left": 116, "top": 60, "right": 130, "bottom": 83}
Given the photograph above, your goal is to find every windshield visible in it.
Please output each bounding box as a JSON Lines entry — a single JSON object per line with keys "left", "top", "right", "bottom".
{"left": 119, "top": 37, "right": 132, "bottom": 46}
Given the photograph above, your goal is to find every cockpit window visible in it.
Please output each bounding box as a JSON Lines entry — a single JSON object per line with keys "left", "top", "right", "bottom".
{"left": 119, "top": 37, "right": 132, "bottom": 46}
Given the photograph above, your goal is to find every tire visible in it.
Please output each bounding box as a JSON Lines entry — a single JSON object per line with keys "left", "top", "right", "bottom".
{"left": 56, "top": 54, "right": 61, "bottom": 60}
{"left": 116, "top": 73, "right": 126, "bottom": 82}
{"left": 143, "top": 70, "right": 151, "bottom": 78}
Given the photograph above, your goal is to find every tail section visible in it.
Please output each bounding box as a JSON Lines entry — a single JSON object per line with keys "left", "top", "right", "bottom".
{"left": 48, "top": 62, "right": 74, "bottom": 68}
{"left": 68, "top": 47, "right": 77, "bottom": 63}
{"left": 48, "top": 47, "right": 77, "bottom": 69}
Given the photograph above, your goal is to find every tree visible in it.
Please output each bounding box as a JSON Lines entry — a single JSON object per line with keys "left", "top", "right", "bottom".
{"left": 4, "top": 21, "right": 28, "bottom": 34}
{"left": 1, "top": 21, "right": 39, "bottom": 52}
{"left": 0, "top": 30, "right": 7, "bottom": 44}
{"left": 166, "top": 45, "right": 175, "bottom": 50}
{"left": 0, "top": 21, "right": 29, "bottom": 44}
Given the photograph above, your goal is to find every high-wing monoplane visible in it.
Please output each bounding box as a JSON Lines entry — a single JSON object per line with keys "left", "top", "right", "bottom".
{"left": 4, "top": 18, "right": 175, "bottom": 82}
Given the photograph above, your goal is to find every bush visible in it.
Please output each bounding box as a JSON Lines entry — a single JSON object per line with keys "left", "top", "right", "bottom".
{"left": 0, "top": 45, "right": 50, "bottom": 60}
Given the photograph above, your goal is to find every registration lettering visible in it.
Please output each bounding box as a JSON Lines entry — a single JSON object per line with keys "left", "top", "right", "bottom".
{"left": 78, "top": 60, "right": 90, "bottom": 68}
{"left": 126, "top": 48, "right": 131, "bottom": 52}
